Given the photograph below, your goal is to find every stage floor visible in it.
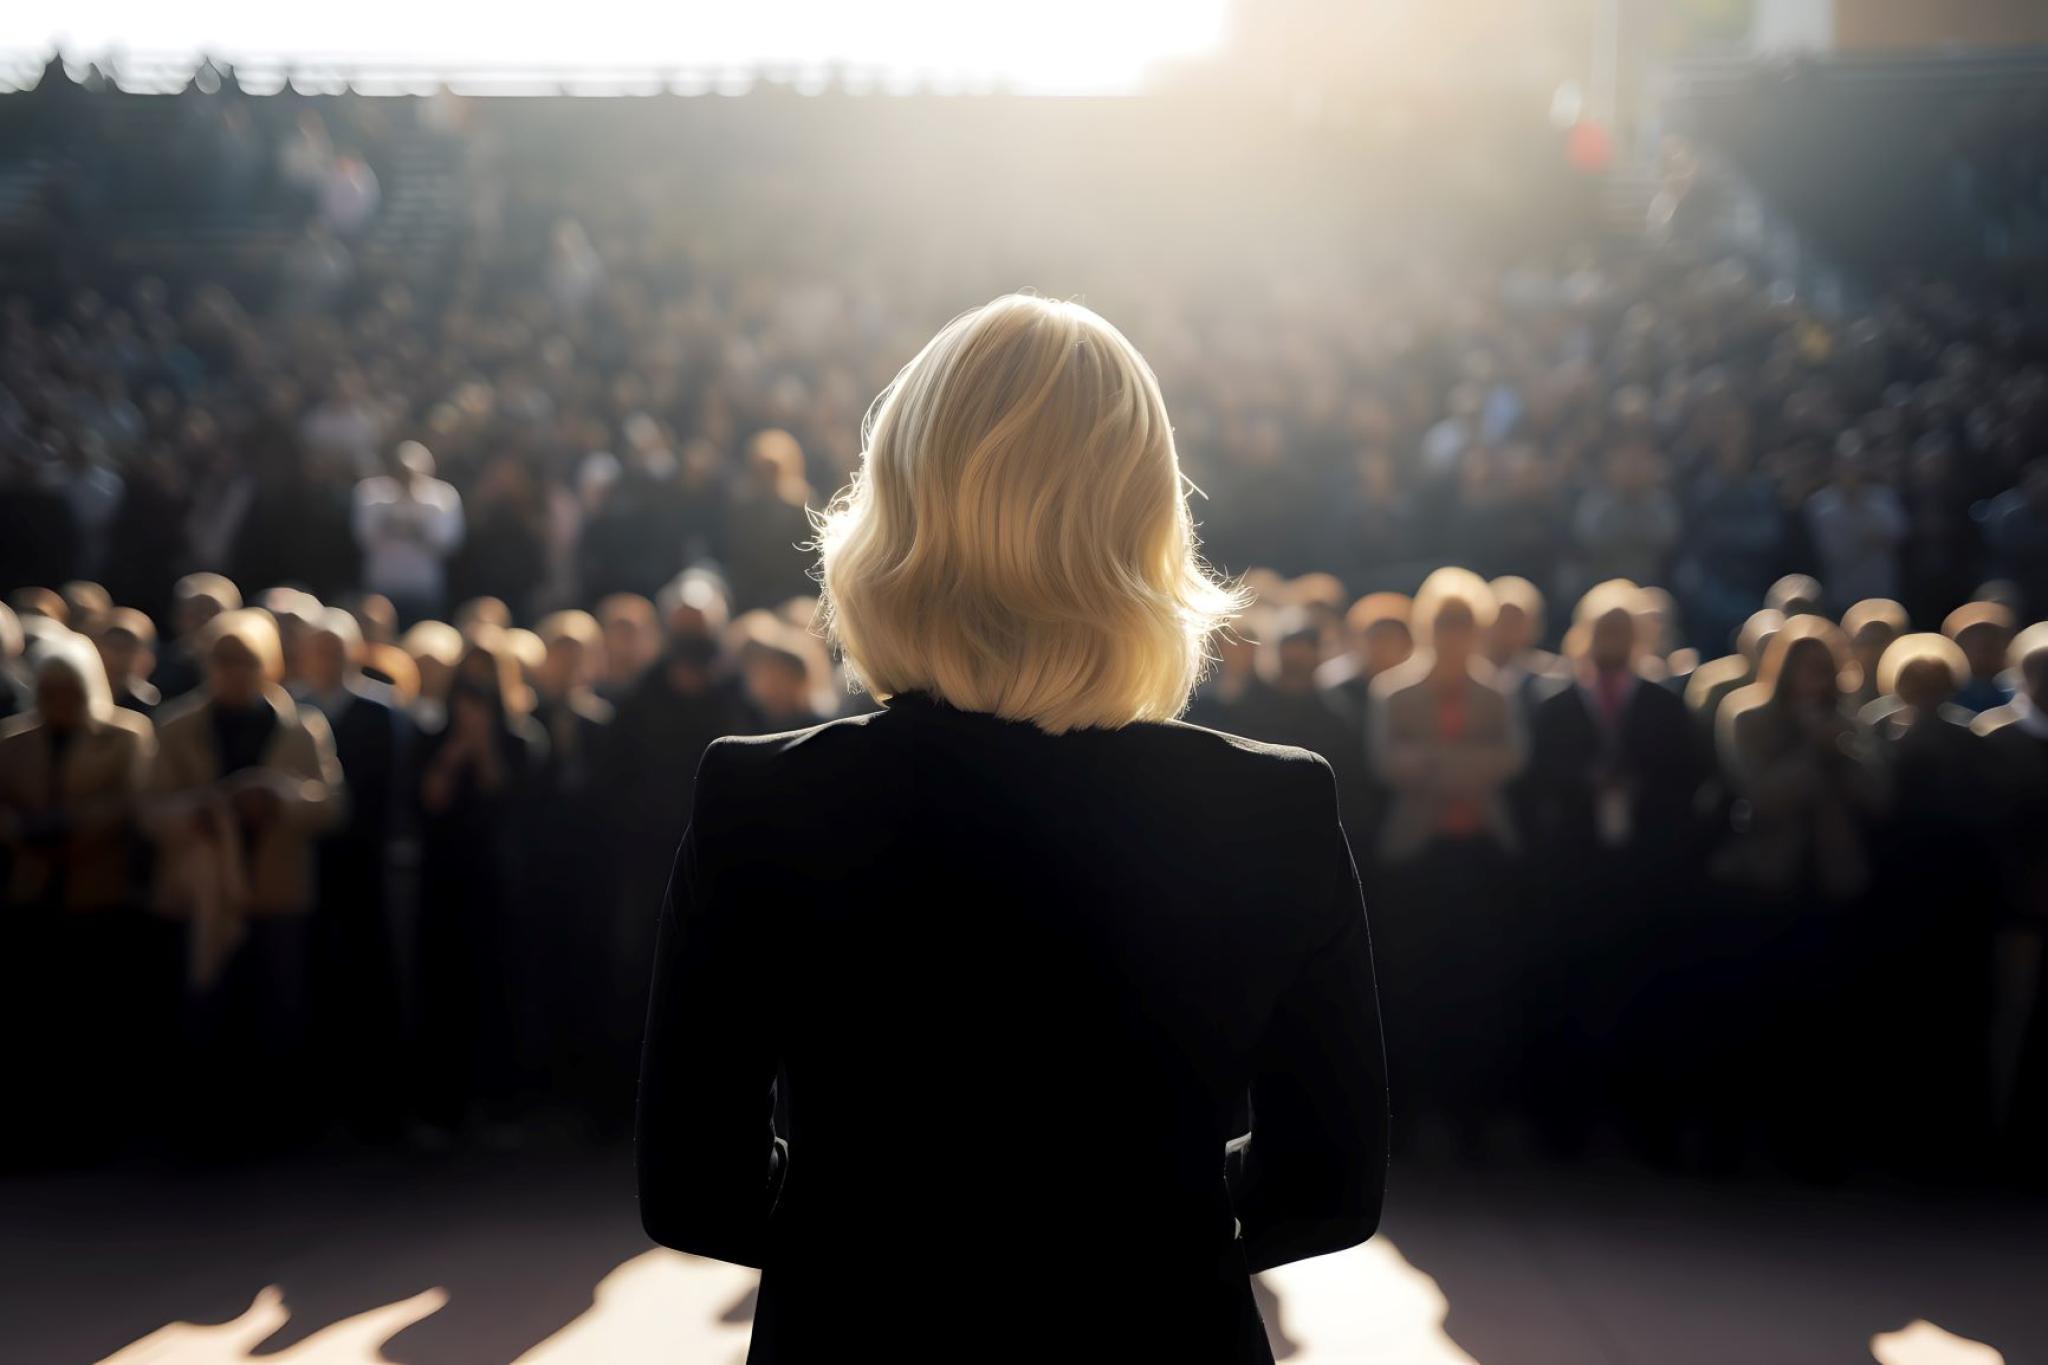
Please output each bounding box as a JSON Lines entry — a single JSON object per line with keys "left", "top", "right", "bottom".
{"left": 4, "top": 1145, "right": 2039, "bottom": 1364}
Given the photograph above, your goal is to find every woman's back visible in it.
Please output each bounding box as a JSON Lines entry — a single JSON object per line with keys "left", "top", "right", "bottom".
{"left": 636, "top": 293, "right": 1387, "bottom": 1363}
{"left": 637, "top": 690, "right": 1386, "bottom": 1363}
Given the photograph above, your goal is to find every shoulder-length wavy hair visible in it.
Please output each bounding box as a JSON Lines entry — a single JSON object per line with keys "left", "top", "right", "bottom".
{"left": 808, "top": 293, "right": 1251, "bottom": 734}
{"left": 1754, "top": 613, "right": 1858, "bottom": 702}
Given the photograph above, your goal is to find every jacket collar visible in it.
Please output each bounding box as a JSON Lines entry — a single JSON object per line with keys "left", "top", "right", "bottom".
{"left": 884, "top": 686, "right": 956, "bottom": 714}
{"left": 883, "top": 686, "right": 1029, "bottom": 727}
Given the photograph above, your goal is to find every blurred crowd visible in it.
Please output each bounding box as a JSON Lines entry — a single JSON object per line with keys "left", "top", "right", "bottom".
{"left": 1194, "top": 567, "right": 2047, "bottom": 1181}
{"left": 2, "top": 80, "right": 2047, "bottom": 1180}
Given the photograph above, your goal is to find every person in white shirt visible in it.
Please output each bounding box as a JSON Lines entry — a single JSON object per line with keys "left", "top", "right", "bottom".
{"left": 353, "top": 442, "right": 464, "bottom": 629}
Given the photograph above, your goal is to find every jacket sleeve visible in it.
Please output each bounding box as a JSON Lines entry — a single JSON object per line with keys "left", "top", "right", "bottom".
{"left": 1228, "top": 756, "right": 1391, "bottom": 1275}
{"left": 636, "top": 741, "right": 788, "bottom": 1268}
{"left": 275, "top": 709, "right": 348, "bottom": 836}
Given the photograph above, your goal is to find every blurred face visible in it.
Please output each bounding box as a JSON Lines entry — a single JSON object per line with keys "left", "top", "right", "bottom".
{"left": 540, "top": 638, "right": 586, "bottom": 696}
{"left": 458, "top": 650, "right": 498, "bottom": 690}
{"left": 745, "top": 656, "right": 809, "bottom": 715}
{"left": 665, "top": 655, "right": 711, "bottom": 696}
{"left": 1277, "top": 636, "right": 1321, "bottom": 681}
{"left": 1785, "top": 640, "right": 1838, "bottom": 707}
{"left": 1488, "top": 604, "right": 1532, "bottom": 660}
{"left": 1956, "top": 623, "right": 2010, "bottom": 680}
{"left": 665, "top": 603, "right": 711, "bottom": 639}
{"left": 1364, "top": 620, "right": 1412, "bottom": 676}
{"left": 603, "top": 618, "right": 651, "bottom": 679}
{"left": 277, "top": 620, "right": 309, "bottom": 682}
{"left": 97, "top": 631, "right": 144, "bottom": 684}
{"left": 37, "top": 668, "right": 88, "bottom": 730}
{"left": 1589, "top": 609, "right": 1635, "bottom": 673}
{"left": 1217, "top": 631, "right": 1257, "bottom": 677}
{"left": 1895, "top": 659, "right": 1954, "bottom": 713}
{"left": 207, "top": 634, "right": 264, "bottom": 708}
{"left": 301, "top": 631, "right": 348, "bottom": 694}
{"left": 176, "top": 593, "right": 224, "bottom": 640}
{"left": 1430, "top": 601, "right": 1477, "bottom": 668}
{"left": 1852, "top": 623, "right": 1897, "bottom": 675}
{"left": 416, "top": 655, "right": 454, "bottom": 702}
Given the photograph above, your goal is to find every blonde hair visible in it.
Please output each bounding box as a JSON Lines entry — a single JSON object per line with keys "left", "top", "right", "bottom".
{"left": 1755, "top": 613, "right": 1857, "bottom": 700}
{"left": 174, "top": 572, "right": 242, "bottom": 613}
{"left": 309, "top": 606, "right": 365, "bottom": 656}
{"left": 1410, "top": 566, "right": 1498, "bottom": 649}
{"left": 504, "top": 627, "right": 547, "bottom": 675}
{"left": 1572, "top": 578, "right": 1643, "bottom": 626}
{"left": 1346, "top": 591, "right": 1411, "bottom": 635}
{"left": 1943, "top": 600, "right": 2016, "bottom": 642}
{"left": 537, "top": 609, "right": 603, "bottom": 651}
{"left": 401, "top": 619, "right": 466, "bottom": 671}
{"left": 1843, "top": 598, "right": 1909, "bottom": 641}
{"left": 810, "top": 293, "right": 1250, "bottom": 734}
{"left": 202, "top": 608, "right": 287, "bottom": 685}
{"left": 1564, "top": 580, "right": 1646, "bottom": 660}
{"left": 456, "top": 596, "right": 512, "bottom": 640}
{"left": 2011, "top": 621, "right": 2048, "bottom": 674}
{"left": 60, "top": 580, "right": 113, "bottom": 633}
{"left": 1875, "top": 632, "right": 1968, "bottom": 698}
{"left": 28, "top": 627, "right": 116, "bottom": 724}
{"left": 1489, "top": 575, "right": 1546, "bottom": 634}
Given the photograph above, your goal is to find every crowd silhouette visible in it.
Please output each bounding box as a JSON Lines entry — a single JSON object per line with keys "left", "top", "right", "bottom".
{"left": 2, "top": 74, "right": 2047, "bottom": 1184}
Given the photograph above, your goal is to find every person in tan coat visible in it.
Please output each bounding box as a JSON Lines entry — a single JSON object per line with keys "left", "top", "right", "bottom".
{"left": 0, "top": 627, "right": 158, "bottom": 1160}
{"left": 0, "top": 628, "right": 156, "bottom": 914}
{"left": 1369, "top": 569, "right": 1527, "bottom": 867}
{"left": 147, "top": 607, "right": 345, "bottom": 1150}
{"left": 1366, "top": 566, "right": 1527, "bottom": 1152}
{"left": 1715, "top": 616, "right": 1885, "bottom": 906}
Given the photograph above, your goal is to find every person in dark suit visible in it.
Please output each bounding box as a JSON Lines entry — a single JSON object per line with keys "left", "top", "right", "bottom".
{"left": 1863, "top": 632, "right": 1999, "bottom": 1170}
{"left": 298, "top": 605, "right": 411, "bottom": 1139}
{"left": 95, "top": 607, "right": 162, "bottom": 718}
{"left": 604, "top": 620, "right": 763, "bottom": 1119}
{"left": 637, "top": 294, "right": 1388, "bottom": 1365}
{"left": 411, "top": 628, "right": 548, "bottom": 1142}
{"left": 1227, "top": 608, "right": 1375, "bottom": 830}
{"left": 1524, "top": 582, "right": 1706, "bottom": 1157}
{"left": 1312, "top": 592, "right": 1413, "bottom": 892}
{"left": 528, "top": 609, "right": 621, "bottom": 1125}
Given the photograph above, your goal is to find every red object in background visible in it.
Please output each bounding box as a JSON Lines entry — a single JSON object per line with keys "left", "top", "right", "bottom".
{"left": 1566, "top": 118, "right": 1613, "bottom": 173}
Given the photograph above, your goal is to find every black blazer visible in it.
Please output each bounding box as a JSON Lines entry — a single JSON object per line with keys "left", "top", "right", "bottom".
{"left": 636, "top": 685, "right": 1389, "bottom": 1364}
{"left": 1526, "top": 673, "right": 1704, "bottom": 866}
